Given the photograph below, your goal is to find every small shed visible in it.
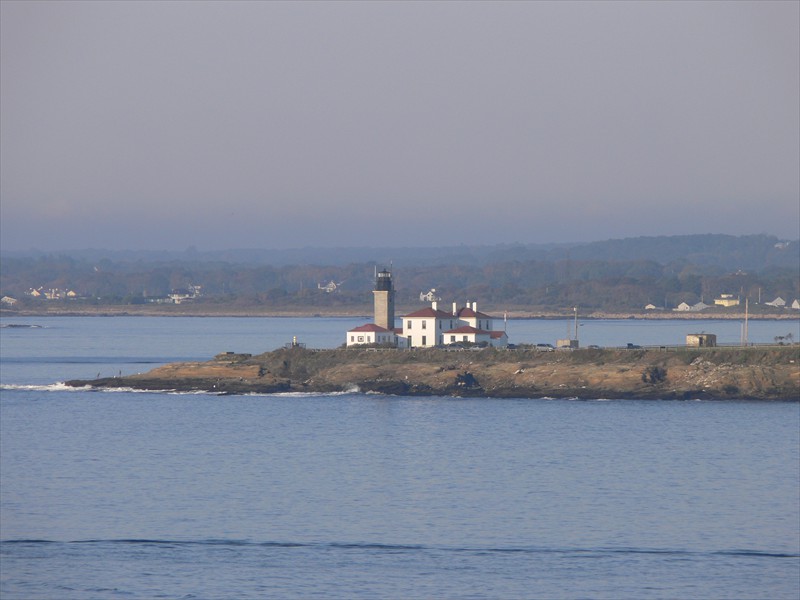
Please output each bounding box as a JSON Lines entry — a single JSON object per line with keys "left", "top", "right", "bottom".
{"left": 686, "top": 333, "right": 717, "bottom": 348}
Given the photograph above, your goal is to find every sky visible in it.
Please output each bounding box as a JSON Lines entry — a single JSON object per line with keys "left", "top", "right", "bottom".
{"left": 1, "top": 1, "right": 798, "bottom": 252}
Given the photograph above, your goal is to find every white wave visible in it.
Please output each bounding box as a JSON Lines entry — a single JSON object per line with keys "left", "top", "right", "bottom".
{"left": 263, "top": 390, "right": 357, "bottom": 398}
{"left": 99, "top": 387, "right": 227, "bottom": 396}
{"left": 0, "top": 382, "right": 91, "bottom": 392}
{"left": 0, "top": 383, "right": 362, "bottom": 398}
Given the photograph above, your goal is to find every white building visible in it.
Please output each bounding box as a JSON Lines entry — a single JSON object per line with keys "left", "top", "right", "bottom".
{"left": 346, "top": 271, "right": 508, "bottom": 348}
{"left": 674, "top": 301, "right": 708, "bottom": 312}
{"left": 401, "top": 304, "right": 458, "bottom": 348}
{"left": 765, "top": 297, "right": 786, "bottom": 307}
{"left": 346, "top": 324, "right": 397, "bottom": 346}
{"left": 419, "top": 289, "right": 440, "bottom": 302}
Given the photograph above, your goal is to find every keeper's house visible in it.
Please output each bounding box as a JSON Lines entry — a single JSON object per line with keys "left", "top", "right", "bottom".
{"left": 346, "top": 268, "right": 508, "bottom": 348}
{"left": 347, "top": 323, "right": 397, "bottom": 346}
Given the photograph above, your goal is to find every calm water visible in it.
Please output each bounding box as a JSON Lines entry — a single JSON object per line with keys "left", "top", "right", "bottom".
{"left": 1, "top": 317, "right": 799, "bottom": 599}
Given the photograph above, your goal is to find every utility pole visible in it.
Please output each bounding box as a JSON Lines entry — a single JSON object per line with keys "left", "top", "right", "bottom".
{"left": 742, "top": 298, "right": 749, "bottom": 346}
{"left": 573, "top": 306, "right": 578, "bottom": 342}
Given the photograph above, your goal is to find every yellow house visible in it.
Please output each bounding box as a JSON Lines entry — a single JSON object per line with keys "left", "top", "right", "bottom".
{"left": 714, "top": 294, "right": 740, "bottom": 307}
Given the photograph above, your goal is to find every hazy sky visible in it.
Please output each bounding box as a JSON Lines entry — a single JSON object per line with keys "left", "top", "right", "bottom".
{"left": 1, "top": 1, "right": 798, "bottom": 252}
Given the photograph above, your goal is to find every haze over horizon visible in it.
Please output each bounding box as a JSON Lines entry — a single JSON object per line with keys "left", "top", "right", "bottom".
{"left": 2, "top": 1, "right": 798, "bottom": 253}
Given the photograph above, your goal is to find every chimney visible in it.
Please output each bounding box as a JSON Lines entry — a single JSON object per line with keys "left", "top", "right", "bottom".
{"left": 452, "top": 302, "right": 457, "bottom": 316}
{"left": 432, "top": 301, "right": 437, "bottom": 311}
{"left": 472, "top": 302, "right": 477, "bottom": 311}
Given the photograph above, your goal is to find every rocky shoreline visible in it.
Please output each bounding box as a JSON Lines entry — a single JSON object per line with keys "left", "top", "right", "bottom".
{"left": 66, "top": 346, "right": 800, "bottom": 401}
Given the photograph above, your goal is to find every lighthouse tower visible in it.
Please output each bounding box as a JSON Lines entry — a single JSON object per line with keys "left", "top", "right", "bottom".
{"left": 373, "top": 267, "right": 395, "bottom": 331}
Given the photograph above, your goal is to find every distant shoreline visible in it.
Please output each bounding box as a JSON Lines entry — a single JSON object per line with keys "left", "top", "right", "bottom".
{"left": 1, "top": 305, "right": 797, "bottom": 321}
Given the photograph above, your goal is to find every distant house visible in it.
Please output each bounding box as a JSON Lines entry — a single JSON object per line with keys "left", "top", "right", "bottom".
{"left": 25, "top": 287, "right": 81, "bottom": 300}
{"left": 791, "top": 300, "right": 800, "bottom": 310}
{"left": 419, "top": 289, "right": 440, "bottom": 302}
{"left": 169, "top": 291, "right": 192, "bottom": 304}
{"left": 318, "top": 281, "right": 343, "bottom": 293}
{"left": 169, "top": 285, "right": 202, "bottom": 304}
{"left": 714, "top": 294, "right": 740, "bottom": 307}
{"left": 1, "top": 296, "right": 18, "bottom": 306}
{"left": 675, "top": 301, "right": 708, "bottom": 312}
{"left": 765, "top": 297, "right": 786, "bottom": 308}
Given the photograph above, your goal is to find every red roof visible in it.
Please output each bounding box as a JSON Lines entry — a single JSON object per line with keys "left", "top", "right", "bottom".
{"left": 457, "top": 307, "right": 493, "bottom": 319}
{"left": 349, "top": 323, "right": 392, "bottom": 333}
{"left": 403, "top": 307, "right": 455, "bottom": 319}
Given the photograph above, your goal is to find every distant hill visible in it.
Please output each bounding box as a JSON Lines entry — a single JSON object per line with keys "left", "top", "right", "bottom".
{"left": 2, "top": 234, "right": 797, "bottom": 312}
{"left": 555, "top": 235, "right": 798, "bottom": 271}
{"left": 4, "top": 234, "right": 797, "bottom": 271}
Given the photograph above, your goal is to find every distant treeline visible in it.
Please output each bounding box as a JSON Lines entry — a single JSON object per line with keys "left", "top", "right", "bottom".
{"left": 2, "top": 234, "right": 798, "bottom": 312}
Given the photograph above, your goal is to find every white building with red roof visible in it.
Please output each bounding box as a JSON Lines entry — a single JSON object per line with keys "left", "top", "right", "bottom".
{"left": 346, "top": 323, "right": 398, "bottom": 347}
{"left": 401, "top": 304, "right": 460, "bottom": 348}
{"left": 347, "top": 295, "right": 508, "bottom": 350}
{"left": 399, "top": 301, "right": 507, "bottom": 348}
{"left": 346, "top": 267, "right": 507, "bottom": 348}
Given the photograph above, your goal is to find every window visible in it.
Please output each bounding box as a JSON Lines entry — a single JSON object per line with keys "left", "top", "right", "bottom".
{"left": 422, "top": 336, "right": 427, "bottom": 346}
{"left": 407, "top": 321, "right": 412, "bottom": 329}
{"left": 358, "top": 336, "right": 364, "bottom": 342}
{"left": 450, "top": 335, "right": 455, "bottom": 342}
{"left": 463, "top": 335, "right": 468, "bottom": 342}
{"left": 350, "top": 336, "right": 354, "bottom": 342}
{"left": 422, "top": 320, "right": 427, "bottom": 329}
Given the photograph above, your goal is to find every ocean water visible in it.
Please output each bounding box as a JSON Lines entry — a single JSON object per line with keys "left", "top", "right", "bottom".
{"left": 1, "top": 316, "right": 799, "bottom": 599}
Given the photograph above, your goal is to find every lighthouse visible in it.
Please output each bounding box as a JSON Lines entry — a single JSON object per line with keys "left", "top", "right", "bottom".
{"left": 373, "top": 267, "right": 395, "bottom": 331}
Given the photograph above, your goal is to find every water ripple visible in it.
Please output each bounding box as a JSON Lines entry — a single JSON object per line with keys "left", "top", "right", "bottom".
{"left": 2, "top": 538, "right": 796, "bottom": 559}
